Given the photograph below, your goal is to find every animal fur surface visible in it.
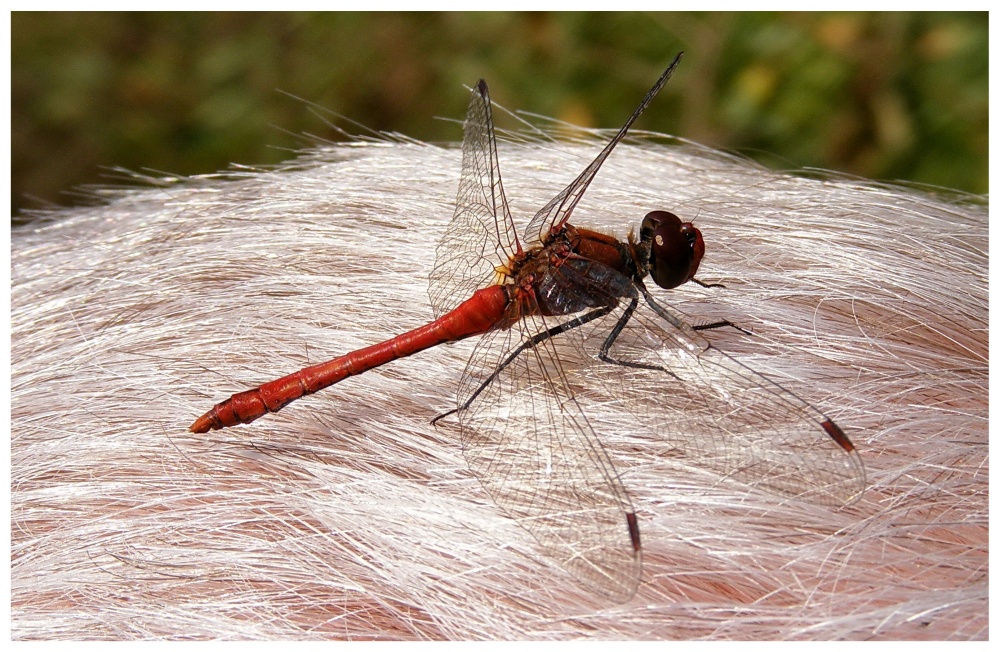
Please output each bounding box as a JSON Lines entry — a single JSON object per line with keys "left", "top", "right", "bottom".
{"left": 11, "top": 128, "right": 986, "bottom": 639}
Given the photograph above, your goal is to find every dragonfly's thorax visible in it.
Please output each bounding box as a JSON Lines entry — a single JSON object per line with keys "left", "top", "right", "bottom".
{"left": 505, "top": 223, "right": 638, "bottom": 319}
{"left": 561, "top": 224, "right": 636, "bottom": 277}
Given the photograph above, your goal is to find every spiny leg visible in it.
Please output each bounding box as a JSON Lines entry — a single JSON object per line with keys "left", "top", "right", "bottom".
{"left": 687, "top": 278, "right": 752, "bottom": 334}
{"left": 432, "top": 304, "right": 614, "bottom": 424}
{"left": 595, "top": 289, "right": 682, "bottom": 379}
{"left": 639, "top": 280, "right": 752, "bottom": 336}
{"left": 693, "top": 320, "right": 752, "bottom": 335}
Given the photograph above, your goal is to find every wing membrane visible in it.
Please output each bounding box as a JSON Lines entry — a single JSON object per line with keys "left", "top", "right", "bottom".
{"left": 454, "top": 311, "right": 642, "bottom": 602}
{"left": 523, "top": 54, "right": 683, "bottom": 243}
{"left": 549, "top": 263, "right": 866, "bottom": 506}
{"left": 429, "top": 80, "right": 521, "bottom": 318}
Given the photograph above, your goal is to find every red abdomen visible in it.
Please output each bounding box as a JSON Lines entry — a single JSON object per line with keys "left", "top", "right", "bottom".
{"left": 190, "top": 285, "right": 509, "bottom": 433}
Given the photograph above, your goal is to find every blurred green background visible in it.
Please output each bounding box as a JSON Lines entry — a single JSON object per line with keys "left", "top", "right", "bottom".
{"left": 11, "top": 12, "right": 988, "bottom": 221}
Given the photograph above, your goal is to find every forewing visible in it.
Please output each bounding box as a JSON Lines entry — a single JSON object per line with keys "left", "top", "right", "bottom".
{"left": 453, "top": 311, "right": 642, "bottom": 602}
{"left": 562, "top": 287, "right": 866, "bottom": 506}
{"left": 523, "top": 54, "right": 683, "bottom": 244}
{"left": 429, "top": 80, "right": 520, "bottom": 319}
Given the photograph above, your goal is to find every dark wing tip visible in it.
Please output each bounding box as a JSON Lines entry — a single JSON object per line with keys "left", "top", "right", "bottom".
{"left": 476, "top": 79, "right": 488, "bottom": 96}
{"left": 626, "top": 512, "right": 641, "bottom": 553}
{"left": 822, "top": 419, "right": 856, "bottom": 453}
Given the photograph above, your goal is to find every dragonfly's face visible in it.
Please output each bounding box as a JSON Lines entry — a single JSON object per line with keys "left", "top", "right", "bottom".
{"left": 640, "top": 210, "right": 705, "bottom": 290}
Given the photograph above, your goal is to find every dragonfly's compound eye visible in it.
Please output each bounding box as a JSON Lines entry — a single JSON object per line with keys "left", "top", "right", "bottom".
{"left": 641, "top": 211, "right": 705, "bottom": 289}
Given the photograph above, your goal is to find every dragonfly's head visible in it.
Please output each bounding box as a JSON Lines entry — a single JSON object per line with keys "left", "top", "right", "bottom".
{"left": 639, "top": 210, "right": 705, "bottom": 289}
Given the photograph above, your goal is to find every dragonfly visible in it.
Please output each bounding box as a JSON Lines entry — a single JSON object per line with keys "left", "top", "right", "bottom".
{"left": 191, "top": 53, "right": 866, "bottom": 602}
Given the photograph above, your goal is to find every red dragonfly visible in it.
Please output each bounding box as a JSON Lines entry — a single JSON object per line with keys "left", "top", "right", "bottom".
{"left": 191, "top": 53, "right": 866, "bottom": 601}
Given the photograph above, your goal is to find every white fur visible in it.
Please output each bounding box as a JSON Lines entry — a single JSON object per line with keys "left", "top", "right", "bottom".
{"left": 11, "top": 129, "right": 986, "bottom": 639}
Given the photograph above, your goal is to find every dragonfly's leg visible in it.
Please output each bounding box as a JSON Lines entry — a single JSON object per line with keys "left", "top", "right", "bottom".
{"left": 595, "top": 290, "right": 682, "bottom": 379}
{"left": 693, "top": 319, "right": 753, "bottom": 335}
{"left": 432, "top": 305, "right": 614, "bottom": 424}
{"left": 691, "top": 277, "right": 725, "bottom": 289}
{"left": 639, "top": 280, "right": 752, "bottom": 336}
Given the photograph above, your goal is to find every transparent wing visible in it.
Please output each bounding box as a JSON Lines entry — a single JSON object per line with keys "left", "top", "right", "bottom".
{"left": 453, "top": 310, "right": 642, "bottom": 602}
{"left": 429, "top": 79, "right": 521, "bottom": 319}
{"left": 551, "top": 265, "right": 866, "bottom": 506}
{"left": 618, "top": 328, "right": 867, "bottom": 505}
{"left": 523, "top": 53, "right": 683, "bottom": 244}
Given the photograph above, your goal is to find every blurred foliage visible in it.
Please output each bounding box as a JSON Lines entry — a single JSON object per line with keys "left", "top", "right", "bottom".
{"left": 11, "top": 12, "right": 987, "bottom": 220}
